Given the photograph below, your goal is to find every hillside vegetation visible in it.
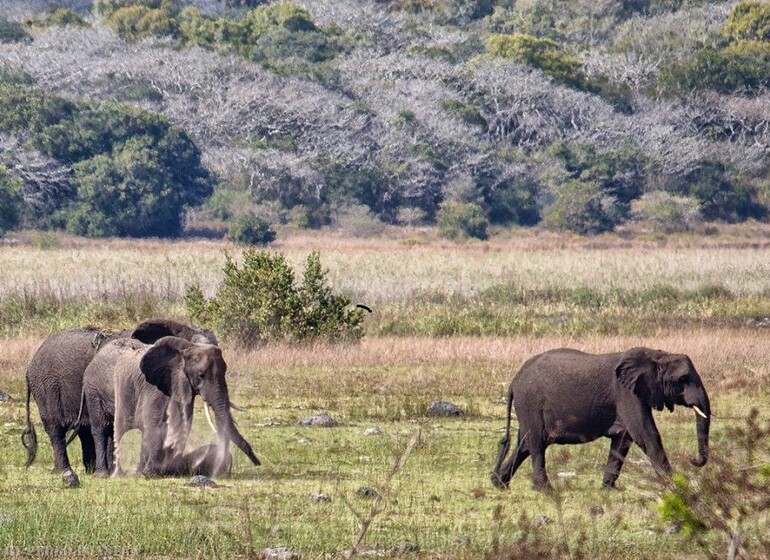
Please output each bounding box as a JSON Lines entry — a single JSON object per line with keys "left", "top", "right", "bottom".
{"left": 0, "top": 0, "right": 769, "bottom": 239}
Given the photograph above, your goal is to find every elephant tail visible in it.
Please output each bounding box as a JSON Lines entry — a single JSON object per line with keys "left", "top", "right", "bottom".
{"left": 21, "top": 380, "right": 38, "bottom": 468}
{"left": 66, "top": 388, "right": 87, "bottom": 446}
{"left": 490, "top": 384, "right": 514, "bottom": 488}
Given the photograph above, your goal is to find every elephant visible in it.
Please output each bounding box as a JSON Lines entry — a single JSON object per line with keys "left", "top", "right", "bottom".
{"left": 490, "top": 347, "right": 711, "bottom": 490}
{"left": 22, "top": 318, "right": 218, "bottom": 474}
{"left": 22, "top": 327, "right": 128, "bottom": 473}
{"left": 83, "top": 335, "right": 259, "bottom": 477}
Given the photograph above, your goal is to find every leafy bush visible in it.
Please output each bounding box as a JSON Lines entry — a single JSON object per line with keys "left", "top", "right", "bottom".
{"left": 0, "top": 15, "right": 30, "bottom": 43}
{"left": 630, "top": 191, "right": 701, "bottom": 233}
{"left": 0, "top": 85, "right": 213, "bottom": 237}
{"left": 0, "top": 166, "right": 23, "bottom": 236}
{"left": 106, "top": 5, "right": 175, "bottom": 41}
{"left": 722, "top": 0, "right": 770, "bottom": 42}
{"left": 228, "top": 212, "right": 276, "bottom": 245}
{"left": 486, "top": 33, "right": 585, "bottom": 88}
{"left": 679, "top": 160, "right": 766, "bottom": 222}
{"left": 438, "top": 202, "right": 489, "bottom": 240}
{"left": 25, "top": 8, "right": 89, "bottom": 28}
{"left": 186, "top": 249, "right": 366, "bottom": 346}
{"left": 542, "top": 179, "right": 621, "bottom": 235}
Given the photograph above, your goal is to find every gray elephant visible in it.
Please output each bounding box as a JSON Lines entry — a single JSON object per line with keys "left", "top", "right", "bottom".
{"left": 22, "top": 318, "right": 217, "bottom": 474}
{"left": 84, "top": 335, "right": 259, "bottom": 477}
{"left": 491, "top": 347, "right": 710, "bottom": 490}
{"left": 22, "top": 327, "right": 128, "bottom": 473}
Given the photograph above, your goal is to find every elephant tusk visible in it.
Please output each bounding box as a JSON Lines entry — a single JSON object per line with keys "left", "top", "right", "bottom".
{"left": 692, "top": 405, "right": 708, "bottom": 419}
{"left": 203, "top": 402, "right": 218, "bottom": 434}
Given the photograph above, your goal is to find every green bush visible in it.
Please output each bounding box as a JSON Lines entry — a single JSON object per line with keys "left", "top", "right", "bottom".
{"left": 438, "top": 202, "right": 489, "bottom": 240}
{"left": 228, "top": 212, "right": 276, "bottom": 245}
{"left": 630, "top": 191, "right": 701, "bottom": 233}
{"left": 0, "top": 16, "right": 30, "bottom": 43}
{"left": 25, "top": 8, "right": 89, "bottom": 29}
{"left": 0, "top": 166, "right": 23, "bottom": 237}
{"left": 106, "top": 6, "right": 176, "bottom": 41}
{"left": 722, "top": 0, "right": 770, "bottom": 42}
{"left": 186, "top": 250, "right": 366, "bottom": 346}
{"left": 486, "top": 33, "right": 585, "bottom": 88}
{"left": 542, "top": 179, "right": 621, "bottom": 235}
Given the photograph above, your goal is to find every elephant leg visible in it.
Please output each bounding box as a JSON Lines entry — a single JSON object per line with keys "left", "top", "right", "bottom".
{"left": 529, "top": 438, "right": 550, "bottom": 490}
{"left": 626, "top": 416, "right": 672, "bottom": 478}
{"left": 495, "top": 431, "right": 531, "bottom": 488}
{"left": 78, "top": 427, "right": 96, "bottom": 473}
{"left": 42, "top": 422, "right": 71, "bottom": 473}
{"left": 139, "top": 429, "right": 166, "bottom": 477}
{"left": 602, "top": 433, "right": 632, "bottom": 488}
{"left": 91, "top": 426, "right": 112, "bottom": 477}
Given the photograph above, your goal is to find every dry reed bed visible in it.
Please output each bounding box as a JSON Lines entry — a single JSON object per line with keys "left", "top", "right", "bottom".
{"left": 2, "top": 234, "right": 770, "bottom": 302}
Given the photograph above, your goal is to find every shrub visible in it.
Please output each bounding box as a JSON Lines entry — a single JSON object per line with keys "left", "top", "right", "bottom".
{"left": 185, "top": 249, "right": 366, "bottom": 346}
{"left": 542, "top": 179, "right": 621, "bottom": 235}
{"left": 0, "top": 16, "right": 30, "bottom": 43}
{"left": 438, "top": 202, "right": 489, "bottom": 240}
{"left": 722, "top": 0, "right": 770, "bottom": 42}
{"left": 630, "top": 191, "right": 701, "bottom": 233}
{"left": 486, "top": 33, "right": 585, "bottom": 88}
{"left": 228, "top": 212, "right": 276, "bottom": 245}
{"left": 106, "top": 6, "right": 175, "bottom": 42}
{"left": 0, "top": 166, "right": 23, "bottom": 237}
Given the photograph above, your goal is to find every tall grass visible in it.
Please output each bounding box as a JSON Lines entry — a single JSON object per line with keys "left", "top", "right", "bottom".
{"left": 0, "top": 231, "right": 768, "bottom": 558}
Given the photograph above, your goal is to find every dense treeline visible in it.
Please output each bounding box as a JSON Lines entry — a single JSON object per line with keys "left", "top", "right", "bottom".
{"left": 0, "top": 0, "right": 769, "bottom": 238}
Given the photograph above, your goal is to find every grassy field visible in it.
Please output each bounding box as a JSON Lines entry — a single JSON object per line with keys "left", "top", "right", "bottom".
{"left": 0, "top": 228, "right": 768, "bottom": 559}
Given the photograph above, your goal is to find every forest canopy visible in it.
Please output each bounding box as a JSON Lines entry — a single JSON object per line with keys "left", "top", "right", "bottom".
{"left": 0, "top": 0, "right": 769, "bottom": 238}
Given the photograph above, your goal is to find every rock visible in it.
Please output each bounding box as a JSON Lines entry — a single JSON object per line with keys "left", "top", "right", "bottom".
{"left": 556, "top": 471, "right": 577, "bottom": 478}
{"left": 533, "top": 515, "right": 552, "bottom": 527}
{"left": 298, "top": 413, "right": 338, "bottom": 427}
{"left": 187, "top": 475, "right": 217, "bottom": 488}
{"left": 589, "top": 504, "right": 605, "bottom": 516}
{"left": 356, "top": 486, "right": 378, "bottom": 499}
{"left": 453, "top": 535, "right": 470, "bottom": 547}
{"left": 364, "top": 427, "right": 382, "bottom": 436}
{"left": 392, "top": 542, "right": 420, "bottom": 555}
{"left": 425, "top": 400, "right": 463, "bottom": 417}
{"left": 310, "top": 492, "right": 331, "bottom": 503}
{"left": 262, "top": 547, "right": 300, "bottom": 560}
{"left": 0, "top": 390, "right": 12, "bottom": 403}
{"left": 62, "top": 469, "right": 80, "bottom": 488}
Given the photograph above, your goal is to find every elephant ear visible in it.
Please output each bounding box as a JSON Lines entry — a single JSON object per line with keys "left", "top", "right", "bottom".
{"left": 139, "top": 336, "right": 191, "bottom": 397}
{"left": 656, "top": 353, "right": 690, "bottom": 412}
{"left": 614, "top": 347, "right": 665, "bottom": 411}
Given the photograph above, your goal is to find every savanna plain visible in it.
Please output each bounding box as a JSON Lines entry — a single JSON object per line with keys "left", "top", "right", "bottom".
{"left": 0, "top": 227, "right": 769, "bottom": 559}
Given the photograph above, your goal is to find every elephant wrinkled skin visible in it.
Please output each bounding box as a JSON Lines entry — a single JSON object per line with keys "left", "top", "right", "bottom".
{"left": 491, "top": 347, "right": 711, "bottom": 490}
{"left": 84, "top": 336, "right": 259, "bottom": 478}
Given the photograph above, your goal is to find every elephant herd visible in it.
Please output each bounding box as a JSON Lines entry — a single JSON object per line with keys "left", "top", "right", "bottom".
{"left": 22, "top": 318, "right": 260, "bottom": 483}
{"left": 21, "top": 318, "right": 711, "bottom": 491}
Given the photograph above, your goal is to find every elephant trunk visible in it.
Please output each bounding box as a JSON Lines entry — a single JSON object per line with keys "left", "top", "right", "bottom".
{"left": 206, "top": 388, "right": 261, "bottom": 467}
{"left": 686, "top": 386, "right": 710, "bottom": 467}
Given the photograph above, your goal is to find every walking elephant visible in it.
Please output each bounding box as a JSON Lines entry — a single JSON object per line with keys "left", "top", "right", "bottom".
{"left": 490, "top": 347, "right": 710, "bottom": 490}
{"left": 83, "top": 335, "right": 259, "bottom": 478}
{"left": 22, "top": 318, "right": 217, "bottom": 474}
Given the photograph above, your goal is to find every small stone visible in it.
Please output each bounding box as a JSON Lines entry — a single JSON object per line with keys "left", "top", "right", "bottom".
{"left": 392, "top": 542, "right": 420, "bottom": 555}
{"left": 533, "top": 515, "right": 552, "bottom": 527}
{"left": 556, "top": 471, "right": 577, "bottom": 478}
{"left": 61, "top": 469, "right": 79, "bottom": 488}
{"left": 589, "top": 504, "right": 605, "bottom": 516}
{"left": 364, "top": 427, "right": 382, "bottom": 436}
{"left": 356, "top": 486, "right": 378, "bottom": 499}
{"left": 262, "top": 547, "right": 300, "bottom": 560}
{"left": 187, "top": 475, "right": 217, "bottom": 488}
{"left": 0, "top": 390, "right": 12, "bottom": 403}
{"left": 453, "top": 535, "right": 470, "bottom": 547}
{"left": 310, "top": 492, "right": 331, "bottom": 503}
{"left": 298, "top": 413, "right": 338, "bottom": 427}
{"left": 425, "top": 400, "right": 463, "bottom": 417}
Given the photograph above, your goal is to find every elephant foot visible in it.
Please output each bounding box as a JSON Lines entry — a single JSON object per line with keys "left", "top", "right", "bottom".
{"left": 490, "top": 472, "right": 510, "bottom": 489}
{"left": 532, "top": 479, "right": 552, "bottom": 492}
{"left": 94, "top": 469, "right": 110, "bottom": 478}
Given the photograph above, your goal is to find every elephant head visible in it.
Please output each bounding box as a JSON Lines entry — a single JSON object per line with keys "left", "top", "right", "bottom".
{"left": 139, "top": 336, "right": 260, "bottom": 470}
{"left": 131, "top": 318, "right": 218, "bottom": 346}
{"left": 615, "top": 347, "right": 710, "bottom": 467}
